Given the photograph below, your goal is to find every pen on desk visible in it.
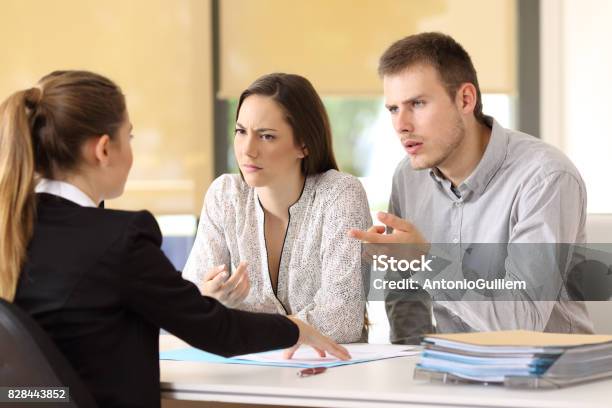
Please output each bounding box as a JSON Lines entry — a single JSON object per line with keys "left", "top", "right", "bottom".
{"left": 297, "top": 367, "right": 327, "bottom": 377}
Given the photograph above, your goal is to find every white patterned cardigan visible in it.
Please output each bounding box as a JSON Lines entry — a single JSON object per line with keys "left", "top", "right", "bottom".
{"left": 183, "top": 170, "right": 372, "bottom": 343}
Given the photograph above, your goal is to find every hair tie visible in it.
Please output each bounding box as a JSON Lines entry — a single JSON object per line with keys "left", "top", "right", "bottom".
{"left": 24, "top": 87, "right": 43, "bottom": 110}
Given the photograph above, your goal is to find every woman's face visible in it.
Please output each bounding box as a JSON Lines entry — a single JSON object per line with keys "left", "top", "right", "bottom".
{"left": 104, "top": 110, "right": 133, "bottom": 199}
{"left": 234, "top": 95, "right": 305, "bottom": 188}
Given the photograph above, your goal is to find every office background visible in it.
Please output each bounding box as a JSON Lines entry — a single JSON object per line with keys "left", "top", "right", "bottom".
{"left": 1, "top": 0, "right": 611, "bottom": 336}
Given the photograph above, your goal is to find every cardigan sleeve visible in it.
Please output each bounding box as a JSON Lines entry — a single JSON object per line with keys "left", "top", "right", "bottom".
{"left": 182, "top": 175, "right": 232, "bottom": 289}
{"left": 293, "top": 176, "right": 372, "bottom": 343}
{"left": 120, "top": 210, "right": 298, "bottom": 356}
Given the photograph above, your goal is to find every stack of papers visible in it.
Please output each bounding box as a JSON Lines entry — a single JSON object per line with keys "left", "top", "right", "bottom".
{"left": 161, "top": 343, "right": 418, "bottom": 369}
{"left": 415, "top": 330, "right": 612, "bottom": 387}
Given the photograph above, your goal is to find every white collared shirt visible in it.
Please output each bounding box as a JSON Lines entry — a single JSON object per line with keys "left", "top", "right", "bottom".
{"left": 35, "top": 178, "right": 98, "bottom": 208}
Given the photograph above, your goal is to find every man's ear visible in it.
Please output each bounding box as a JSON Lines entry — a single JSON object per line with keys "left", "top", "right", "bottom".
{"left": 456, "top": 83, "right": 478, "bottom": 115}
{"left": 300, "top": 145, "right": 309, "bottom": 159}
{"left": 91, "top": 135, "right": 111, "bottom": 166}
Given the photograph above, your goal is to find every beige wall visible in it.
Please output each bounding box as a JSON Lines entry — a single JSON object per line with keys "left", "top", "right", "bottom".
{"left": 220, "top": 0, "right": 516, "bottom": 97}
{"left": 1, "top": 0, "right": 516, "bottom": 214}
{"left": 0, "top": 0, "right": 213, "bottom": 215}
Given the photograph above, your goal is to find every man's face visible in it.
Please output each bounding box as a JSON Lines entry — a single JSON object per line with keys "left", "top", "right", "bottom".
{"left": 383, "top": 64, "right": 465, "bottom": 170}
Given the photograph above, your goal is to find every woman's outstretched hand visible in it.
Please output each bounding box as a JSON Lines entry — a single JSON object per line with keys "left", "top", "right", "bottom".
{"left": 283, "top": 316, "right": 351, "bottom": 361}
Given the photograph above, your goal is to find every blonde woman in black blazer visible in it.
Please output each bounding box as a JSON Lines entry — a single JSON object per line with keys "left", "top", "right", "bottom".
{"left": 0, "top": 70, "right": 348, "bottom": 408}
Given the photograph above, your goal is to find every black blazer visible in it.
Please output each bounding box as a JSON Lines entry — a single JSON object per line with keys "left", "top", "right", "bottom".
{"left": 15, "top": 193, "right": 298, "bottom": 408}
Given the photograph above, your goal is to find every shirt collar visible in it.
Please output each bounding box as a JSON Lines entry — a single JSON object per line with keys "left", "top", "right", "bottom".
{"left": 35, "top": 178, "right": 98, "bottom": 208}
{"left": 428, "top": 117, "right": 508, "bottom": 200}
{"left": 288, "top": 174, "right": 315, "bottom": 215}
{"left": 254, "top": 174, "right": 316, "bottom": 217}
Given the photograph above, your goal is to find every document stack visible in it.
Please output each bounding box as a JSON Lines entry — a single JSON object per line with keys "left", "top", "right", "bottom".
{"left": 414, "top": 330, "right": 612, "bottom": 388}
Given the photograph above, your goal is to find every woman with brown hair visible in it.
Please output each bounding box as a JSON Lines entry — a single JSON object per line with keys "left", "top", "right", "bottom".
{"left": 183, "top": 73, "right": 372, "bottom": 343}
{"left": 0, "top": 70, "right": 349, "bottom": 408}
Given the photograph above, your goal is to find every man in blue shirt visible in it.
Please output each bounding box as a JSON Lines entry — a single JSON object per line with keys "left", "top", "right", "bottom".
{"left": 350, "top": 32, "right": 593, "bottom": 343}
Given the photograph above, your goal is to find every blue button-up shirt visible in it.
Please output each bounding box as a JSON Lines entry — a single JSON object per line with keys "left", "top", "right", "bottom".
{"left": 386, "top": 117, "right": 593, "bottom": 343}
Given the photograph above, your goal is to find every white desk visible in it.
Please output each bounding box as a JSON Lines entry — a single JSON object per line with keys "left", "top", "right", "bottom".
{"left": 160, "top": 336, "right": 612, "bottom": 408}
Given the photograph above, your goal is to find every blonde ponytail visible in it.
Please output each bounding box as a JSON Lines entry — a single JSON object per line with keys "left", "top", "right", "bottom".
{"left": 0, "top": 90, "right": 37, "bottom": 301}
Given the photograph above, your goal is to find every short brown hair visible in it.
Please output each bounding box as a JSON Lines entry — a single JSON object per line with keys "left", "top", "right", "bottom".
{"left": 236, "top": 73, "right": 338, "bottom": 175}
{"left": 378, "top": 32, "right": 487, "bottom": 125}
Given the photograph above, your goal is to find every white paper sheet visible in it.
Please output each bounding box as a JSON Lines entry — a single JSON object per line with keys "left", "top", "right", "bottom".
{"left": 234, "top": 343, "right": 419, "bottom": 366}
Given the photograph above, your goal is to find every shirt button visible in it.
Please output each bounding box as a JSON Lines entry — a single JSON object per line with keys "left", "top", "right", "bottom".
{"left": 454, "top": 202, "right": 462, "bottom": 207}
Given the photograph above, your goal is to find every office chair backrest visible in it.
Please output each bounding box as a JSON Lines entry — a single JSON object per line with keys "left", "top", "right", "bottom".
{"left": 0, "top": 299, "right": 97, "bottom": 408}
